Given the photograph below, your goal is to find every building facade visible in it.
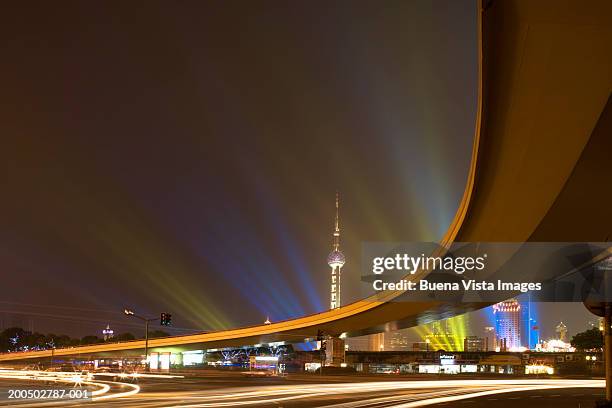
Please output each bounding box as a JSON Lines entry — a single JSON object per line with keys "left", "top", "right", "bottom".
{"left": 464, "top": 336, "right": 485, "bottom": 352}
{"left": 493, "top": 298, "right": 522, "bottom": 350}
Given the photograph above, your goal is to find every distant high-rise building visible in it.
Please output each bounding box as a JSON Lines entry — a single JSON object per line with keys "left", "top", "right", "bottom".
{"left": 345, "top": 335, "right": 368, "bottom": 351}
{"left": 520, "top": 300, "right": 538, "bottom": 349}
{"left": 387, "top": 329, "right": 411, "bottom": 351}
{"left": 327, "top": 192, "right": 345, "bottom": 310}
{"left": 345, "top": 333, "right": 390, "bottom": 351}
{"left": 530, "top": 324, "right": 540, "bottom": 349}
{"left": 493, "top": 298, "right": 521, "bottom": 350}
{"left": 484, "top": 326, "right": 495, "bottom": 351}
{"left": 369, "top": 333, "right": 385, "bottom": 351}
{"left": 464, "top": 336, "right": 485, "bottom": 352}
{"left": 588, "top": 318, "right": 604, "bottom": 331}
{"left": 556, "top": 322, "right": 568, "bottom": 342}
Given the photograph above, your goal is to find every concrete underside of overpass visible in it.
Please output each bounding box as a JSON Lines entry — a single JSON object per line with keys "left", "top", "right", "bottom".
{"left": 1, "top": 0, "right": 611, "bottom": 363}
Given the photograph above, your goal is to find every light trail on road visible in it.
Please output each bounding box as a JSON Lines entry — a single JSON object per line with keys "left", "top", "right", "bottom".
{"left": 116, "top": 379, "right": 604, "bottom": 408}
{"left": 0, "top": 370, "right": 605, "bottom": 407}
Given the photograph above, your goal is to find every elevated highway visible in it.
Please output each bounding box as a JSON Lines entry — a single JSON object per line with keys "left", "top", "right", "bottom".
{"left": 1, "top": 0, "right": 611, "bottom": 362}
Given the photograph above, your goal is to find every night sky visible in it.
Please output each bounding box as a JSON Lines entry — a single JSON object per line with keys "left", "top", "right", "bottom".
{"left": 0, "top": 0, "right": 592, "bottom": 340}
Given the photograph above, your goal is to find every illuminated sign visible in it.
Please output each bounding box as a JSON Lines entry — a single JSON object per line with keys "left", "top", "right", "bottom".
{"left": 440, "top": 355, "right": 455, "bottom": 365}
{"left": 254, "top": 356, "right": 279, "bottom": 362}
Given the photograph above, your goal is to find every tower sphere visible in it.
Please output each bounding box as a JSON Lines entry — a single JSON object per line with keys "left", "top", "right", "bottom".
{"left": 327, "top": 249, "right": 346, "bottom": 268}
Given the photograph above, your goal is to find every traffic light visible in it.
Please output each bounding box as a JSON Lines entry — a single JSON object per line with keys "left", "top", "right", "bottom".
{"left": 316, "top": 329, "right": 326, "bottom": 351}
{"left": 160, "top": 312, "right": 172, "bottom": 326}
{"left": 316, "top": 329, "right": 324, "bottom": 342}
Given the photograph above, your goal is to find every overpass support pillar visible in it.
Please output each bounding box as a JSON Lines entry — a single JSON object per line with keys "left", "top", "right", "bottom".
{"left": 605, "top": 307, "right": 612, "bottom": 405}
{"left": 585, "top": 301, "right": 612, "bottom": 407}
{"left": 325, "top": 336, "right": 346, "bottom": 366}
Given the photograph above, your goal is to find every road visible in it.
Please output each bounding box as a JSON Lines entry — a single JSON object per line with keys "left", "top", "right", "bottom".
{"left": 0, "top": 370, "right": 605, "bottom": 407}
{"left": 435, "top": 388, "right": 604, "bottom": 407}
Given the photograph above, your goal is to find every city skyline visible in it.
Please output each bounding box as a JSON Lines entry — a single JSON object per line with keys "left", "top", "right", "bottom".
{"left": 0, "top": 0, "right": 610, "bottom": 404}
{"left": 0, "top": 0, "right": 599, "bottom": 342}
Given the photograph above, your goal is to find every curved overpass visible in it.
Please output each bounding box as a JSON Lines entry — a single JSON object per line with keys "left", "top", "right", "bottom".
{"left": 1, "top": 0, "right": 611, "bottom": 361}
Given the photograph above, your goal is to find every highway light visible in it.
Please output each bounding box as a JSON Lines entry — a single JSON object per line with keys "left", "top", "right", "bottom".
{"left": 123, "top": 308, "right": 161, "bottom": 371}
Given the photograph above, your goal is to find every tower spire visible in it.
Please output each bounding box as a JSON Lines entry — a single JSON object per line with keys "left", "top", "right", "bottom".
{"left": 333, "top": 191, "right": 340, "bottom": 251}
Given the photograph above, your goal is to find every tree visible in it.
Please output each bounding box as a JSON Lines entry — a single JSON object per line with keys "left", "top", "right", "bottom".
{"left": 80, "top": 335, "right": 103, "bottom": 345}
{"left": 0, "top": 327, "right": 30, "bottom": 351}
{"left": 571, "top": 327, "right": 603, "bottom": 351}
{"left": 0, "top": 327, "right": 139, "bottom": 351}
{"left": 50, "top": 334, "right": 79, "bottom": 347}
{"left": 24, "top": 332, "right": 46, "bottom": 350}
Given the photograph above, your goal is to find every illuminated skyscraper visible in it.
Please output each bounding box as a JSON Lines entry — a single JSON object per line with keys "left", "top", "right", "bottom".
{"left": 327, "top": 192, "right": 345, "bottom": 309}
{"left": 493, "top": 298, "right": 521, "bottom": 350}
{"left": 520, "top": 299, "right": 538, "bottom": 349}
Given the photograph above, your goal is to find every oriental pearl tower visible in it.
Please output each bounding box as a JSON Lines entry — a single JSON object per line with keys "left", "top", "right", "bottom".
{"left": 327, "top": 192, "right": 345, "bottom": 310}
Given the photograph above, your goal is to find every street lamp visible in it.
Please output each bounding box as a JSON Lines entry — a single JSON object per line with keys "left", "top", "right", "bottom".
{"left": 123, "top": 309, "right": 159, "bottom": 371}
